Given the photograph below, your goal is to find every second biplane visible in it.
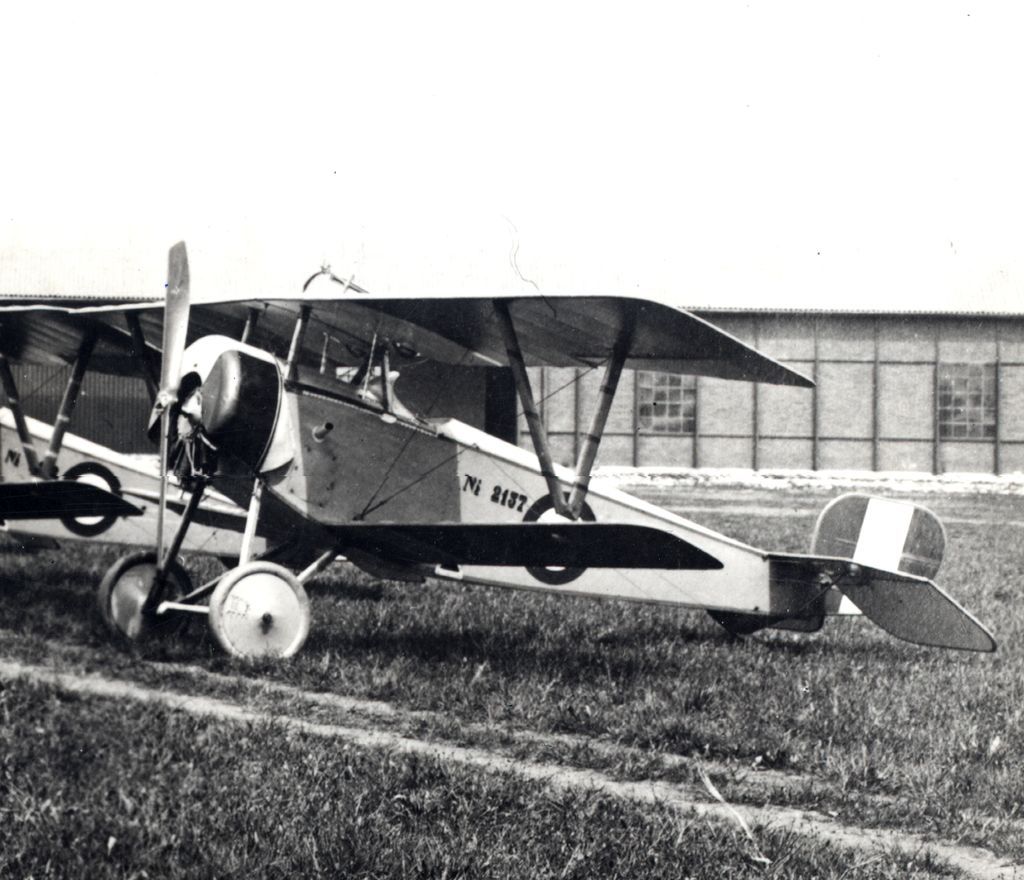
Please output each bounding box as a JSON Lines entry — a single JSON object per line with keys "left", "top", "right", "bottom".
{"left": 0, "top": 242, "right": 996, "bottom": 657}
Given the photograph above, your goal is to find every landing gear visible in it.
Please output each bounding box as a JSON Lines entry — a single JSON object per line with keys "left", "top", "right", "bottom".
{"left": 95, "top": 242, "right": 320, "bottom": 661}
{"left": 97, "top": 473, "right": 316, "bottom": 659}
{"left": 97, "top": 551, "right": 193, "bottom": 641}
{"left": 97, "top": 554, "right": 313, "bottom": 659}
{"left": 208, "top": 561, "right": 310, "bottom": 659}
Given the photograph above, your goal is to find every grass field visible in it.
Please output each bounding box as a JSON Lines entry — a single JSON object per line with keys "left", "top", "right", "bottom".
{"left": 0, "top": 676, "right": 965, "bottom": 880}
{"left": 0, "top": 481, "right": 1021, "bottom": 876}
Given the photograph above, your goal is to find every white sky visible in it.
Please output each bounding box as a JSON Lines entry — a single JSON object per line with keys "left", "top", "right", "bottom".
{"left": 2, "top": 2, "right": 1023, "bottom": 311}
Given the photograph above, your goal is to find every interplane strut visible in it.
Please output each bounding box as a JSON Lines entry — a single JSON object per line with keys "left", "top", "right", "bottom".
{"left": 494, "top": 299, "right": 635, "bottom": 520}
{"left": 493, "top": 299, "right": 572, "bottom": 518}
{"left": 0, "top": 349, "right": 42, "bottom": 477}
{"left": 567, "top": 317, "right": 634, "bottom": 518}
{"left": 40, "top": 328, "right": 97, "bottom": 480}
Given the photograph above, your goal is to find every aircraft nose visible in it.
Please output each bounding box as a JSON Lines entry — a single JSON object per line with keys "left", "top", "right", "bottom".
{"left": 197, "top": 348, "right": 283, "bottom": 472}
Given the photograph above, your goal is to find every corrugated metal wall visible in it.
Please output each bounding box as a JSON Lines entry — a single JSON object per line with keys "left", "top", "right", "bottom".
{"left": 5, "top": 360, "right": 494, "bottom": 456}
{"left": 10, "top": 365, "right": 153, "bottom": 453}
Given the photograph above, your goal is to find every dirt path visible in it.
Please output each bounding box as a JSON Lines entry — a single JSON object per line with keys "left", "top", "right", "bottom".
{"left": 0, "top": 657, "right": 1017, "bottom": 879}
{"left": 166, "top": 659, "right": 913, "bottom": 809}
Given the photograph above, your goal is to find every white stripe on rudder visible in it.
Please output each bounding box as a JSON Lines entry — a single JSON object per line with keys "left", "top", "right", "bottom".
{"left": 852, "top": 497, "right": 915, "bottom": 572}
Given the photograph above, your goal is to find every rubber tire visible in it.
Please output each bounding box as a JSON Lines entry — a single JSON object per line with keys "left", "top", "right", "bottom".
{"left": 208, "top": 561, "right": 310, "bottom": 660}
{"left": 97, "top": 551, "right": 193, "bottom": 642}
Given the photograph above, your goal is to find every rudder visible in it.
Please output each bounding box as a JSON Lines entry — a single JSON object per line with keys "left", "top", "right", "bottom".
{"left": 812, "top": 493, "right": 945, "bottom": 579}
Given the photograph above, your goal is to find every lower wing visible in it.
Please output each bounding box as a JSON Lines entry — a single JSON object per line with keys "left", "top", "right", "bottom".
{"left": 0, "top": 480, "right": 142, "bottom": 520}
{"left": 329, "top": 522, "right": 723, "bottom": 571}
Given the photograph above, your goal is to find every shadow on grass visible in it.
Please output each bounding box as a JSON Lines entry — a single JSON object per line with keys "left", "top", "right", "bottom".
{"left": 0, "top": 545, "right": 954, "bottom": 681}
{"left": 305, "top": 596, "right": 928, "bottom": 688}
{"left": 305, "top": 579, "right": 386, "bottom": 603}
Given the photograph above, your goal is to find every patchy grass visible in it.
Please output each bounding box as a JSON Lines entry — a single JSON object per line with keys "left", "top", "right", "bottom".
{"left": 0, "top": 677, "right": 964, "bottom": 879}
{"left": 0, "top": 485, "right": 1022, "bottom": 860}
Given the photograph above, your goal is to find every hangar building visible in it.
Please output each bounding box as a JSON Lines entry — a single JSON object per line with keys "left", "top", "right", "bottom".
{"left": 520, "top": 309, "right": 1024, "bottom": 476}
{"left": 14, "top": 308, "right": 1024, "bottom": 476}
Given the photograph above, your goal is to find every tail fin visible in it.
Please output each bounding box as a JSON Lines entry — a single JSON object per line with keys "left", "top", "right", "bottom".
{"left": 798, "top": 493, "right": 995, "bottom": 652}
{"left": 812, "top": 493, "right": 945, "bottom": 579}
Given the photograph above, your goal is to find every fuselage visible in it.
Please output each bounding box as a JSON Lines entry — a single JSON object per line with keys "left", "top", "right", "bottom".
{"left": 178, "top": 336, "right": 815, "bottom": 619}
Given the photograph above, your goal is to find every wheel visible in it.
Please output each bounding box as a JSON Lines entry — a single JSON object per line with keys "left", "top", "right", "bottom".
{"left": 97, "top": 551, "right": 193, "bottom": 642}
{"left": 208, "top": 561, "right": 310, "bottom": 659}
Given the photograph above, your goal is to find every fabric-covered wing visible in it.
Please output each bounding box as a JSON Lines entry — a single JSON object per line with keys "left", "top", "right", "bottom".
{"left": 329, "top": 522, "right": 723, "bottom": 570}
{"left": 0, "top": 286, "right": 812, "bottom": 386}
{"left": 0, "top": 480, "right": 142, "bottom": 520}
{"left": 293, "top": 294, "right": 813, "bottom": 386}
{"left": 0, "top": 310, "right": 154, "bottom": 372}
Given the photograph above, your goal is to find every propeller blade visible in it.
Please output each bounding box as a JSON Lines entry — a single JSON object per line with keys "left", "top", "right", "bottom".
{"left": 148, "top": 241, "right": 192, "bottom": 429}
{"left": 153, "top": 242, "right": 192, "bottom": 573}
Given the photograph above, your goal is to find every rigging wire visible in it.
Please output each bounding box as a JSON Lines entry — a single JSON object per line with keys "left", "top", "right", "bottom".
{"left": 503, "top": 215, "right": 556, "bottom": 317}
{"left": 355, "top": 347, "right": 474, "bottom": 520}
{"left": 356, "top": 358, "right": 605, "bottom": 520}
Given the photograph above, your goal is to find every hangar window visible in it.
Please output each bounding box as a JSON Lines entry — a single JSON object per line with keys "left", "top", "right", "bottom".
{"left": 637, "top": 372, "right": 696, "bottom": 434}
{"left": 937, "top": 363, "right": 996, "bottom": 440}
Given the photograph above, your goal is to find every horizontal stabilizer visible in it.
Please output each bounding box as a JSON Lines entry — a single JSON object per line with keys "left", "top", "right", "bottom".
{"left": 333, "top": 522, "right": 723, "bottom": 571}
{"left": 0, "top": 480, "right": 142, "bottom": 520}
{"left": 771, "top": 552, "right": 995, "bottom": 652}
{"left": 836, "top": 567, "right": 995, "bottom": 653}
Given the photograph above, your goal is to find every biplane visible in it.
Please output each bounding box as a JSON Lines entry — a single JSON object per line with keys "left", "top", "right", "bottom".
{"left": 0, "top": 242, "right": 996, "bottom": 658}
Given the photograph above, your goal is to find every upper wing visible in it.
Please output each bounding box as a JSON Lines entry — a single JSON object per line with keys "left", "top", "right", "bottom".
{"left": 0, "top": 284, "right": 811, "bottom": 387}
{"left": 286, "top": 292, "right": 814, "bottom": 386}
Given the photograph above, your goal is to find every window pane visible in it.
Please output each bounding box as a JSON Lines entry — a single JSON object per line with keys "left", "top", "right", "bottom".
{"left": 636, "top": 371, "right": 696, "bottom": 435}
{"left": 937, "top": 363, "right": 997, "bottom": 440}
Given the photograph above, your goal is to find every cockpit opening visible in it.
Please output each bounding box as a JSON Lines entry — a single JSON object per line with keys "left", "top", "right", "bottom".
{"left": 328, "top": 338, "right": 420, "bottom": 422}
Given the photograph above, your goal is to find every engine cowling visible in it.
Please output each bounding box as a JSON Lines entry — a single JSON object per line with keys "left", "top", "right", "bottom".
{"left": 200, "top": 348, "right": 280, "bottom": 470}
{"left": 178, "top": 336, "right": 293, "bottom": 473}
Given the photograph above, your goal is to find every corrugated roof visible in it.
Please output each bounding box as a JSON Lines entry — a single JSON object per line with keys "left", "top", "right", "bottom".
{"left": 691, "top": 306, "right": 1024, "bottom": 319}
{"left": 2, "top": 230, "right": 1023, "bottom": 318}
